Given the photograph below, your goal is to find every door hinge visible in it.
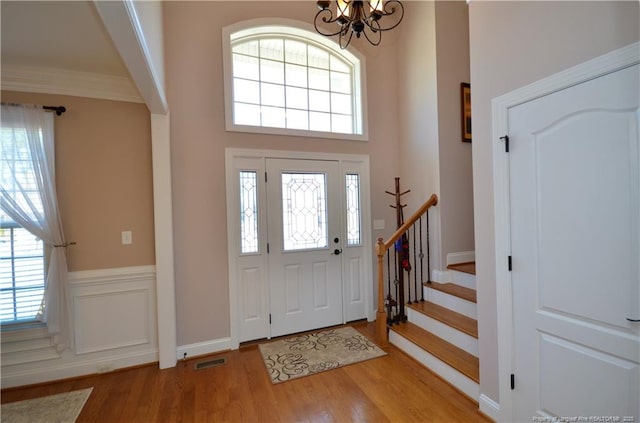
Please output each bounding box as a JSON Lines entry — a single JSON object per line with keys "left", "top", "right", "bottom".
{"left": 500, "top": 135, "right": 510, "bottom": 153}
{"left": 265, "top": 172, "right": 268, "bottom": 183}
{"left": 267, "top": 243, "right": 270, "bottom": 254}
{"left": 508, "top": 255, "right": 512, "bottom": 271}
{"left": 510, "top": 373, "right": 515, "bottom": 390}
{"left": 269, "top": 313, "right": 272, "bottom": 324}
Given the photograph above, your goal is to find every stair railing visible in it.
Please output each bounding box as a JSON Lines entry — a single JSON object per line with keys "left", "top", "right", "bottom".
{"left": 376, "top": 194, "right": 438, "bottom": 345}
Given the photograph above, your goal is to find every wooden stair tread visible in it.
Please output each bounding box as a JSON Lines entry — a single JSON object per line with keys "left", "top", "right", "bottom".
{"left": 424, "top": 282, "right": 477, "bottom": 303}
{"left": 392, "top": 322, "right": 479, "bottom": 383}
{"left": 446, "top": 261, "right": 476, "bottom": 275}
{"left": 407, "top": 301, "right": 478, "bottom": 338}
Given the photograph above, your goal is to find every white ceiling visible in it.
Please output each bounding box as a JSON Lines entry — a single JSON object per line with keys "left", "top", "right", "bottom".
{"left": 1, "top": 1, "right": 130, "bottom": 78}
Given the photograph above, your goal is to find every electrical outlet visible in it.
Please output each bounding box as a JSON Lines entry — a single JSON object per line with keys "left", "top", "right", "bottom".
{"left": 97, "top": 364, "right": 113, "bottom": 374}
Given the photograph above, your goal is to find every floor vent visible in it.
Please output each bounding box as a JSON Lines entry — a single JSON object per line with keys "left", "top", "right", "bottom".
{"left": 194, "top": 356, "right": 227, "bottom": 370}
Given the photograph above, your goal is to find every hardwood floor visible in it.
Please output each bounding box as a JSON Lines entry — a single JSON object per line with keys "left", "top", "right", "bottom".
{"left": 1, "top": 322, "right": 491, "bottom": 422}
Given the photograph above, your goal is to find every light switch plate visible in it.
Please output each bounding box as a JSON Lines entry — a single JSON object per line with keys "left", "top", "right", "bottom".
{"left": 373, "top": 219, "right": 385, "bottom": 230}
{"left": 121, "top": 231, "right": 132, "bottom": 245}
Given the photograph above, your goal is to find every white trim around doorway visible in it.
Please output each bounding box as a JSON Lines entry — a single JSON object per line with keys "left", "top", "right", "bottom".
{"left": 225, "top": 148, "right": 374, "bottom": 349}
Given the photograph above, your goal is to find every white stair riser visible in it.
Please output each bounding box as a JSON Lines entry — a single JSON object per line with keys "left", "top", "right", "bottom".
{"left": 449, "top": 271, "right": 476, "bottom": 290}
{"left": 389, "top": 330, "right": 479, "bottom": 401}
{"left": 431, "top": 269, "right": 476, "bottom": 290}
{"left": 407, "top": 308, "right": 478, "bottom": 357}
{"left": 425, "top": 287, "right": 477, "bottom": 319}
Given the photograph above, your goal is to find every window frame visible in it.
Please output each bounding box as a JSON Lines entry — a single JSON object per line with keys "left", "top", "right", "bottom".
{"left": 222, "top": 18, "right": 368, "bottom": 141}
{"left": 0, "top": 220, "right": 47, "bottom": 327}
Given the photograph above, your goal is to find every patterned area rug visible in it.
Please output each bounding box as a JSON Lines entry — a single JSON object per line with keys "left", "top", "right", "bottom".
{"left": 1, "top": 388, "right": 92, "bottom": 423}
{"left": 259, "top": 326, "right": 386, "bottom": 384}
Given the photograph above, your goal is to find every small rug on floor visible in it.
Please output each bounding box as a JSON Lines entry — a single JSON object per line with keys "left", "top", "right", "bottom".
{"left": 1, "top": 387, "right": 92, "bottom": 423}
{"left": 259, "top": 326, "right": 386, "bottom": 384}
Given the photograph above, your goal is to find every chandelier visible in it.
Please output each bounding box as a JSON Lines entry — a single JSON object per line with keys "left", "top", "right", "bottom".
{"left": 314, "top": 0, "right": 405, "bottom": 49}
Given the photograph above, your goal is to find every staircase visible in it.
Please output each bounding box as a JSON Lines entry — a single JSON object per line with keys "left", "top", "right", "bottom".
{"left": 388, "top": 262, "right": 479, "bottom": 400}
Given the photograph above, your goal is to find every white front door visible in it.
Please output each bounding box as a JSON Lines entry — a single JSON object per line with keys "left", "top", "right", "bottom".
{"left": 509, "top": 63, "right": 639, "bottom": 420}
{"left": 266, "top": 158, "right": 344, "bottom": 337}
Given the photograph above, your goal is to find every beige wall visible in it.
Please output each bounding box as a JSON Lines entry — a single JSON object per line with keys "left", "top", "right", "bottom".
{"left": 435, "top": 1, "right": 474, "bottom": 262}
{"left": 1, "top": 91, "right": 155, "bottom": 271}
{"left": 396, "top": 0, "right": 441, "bottom": 247}
{"left": 164, "top": 1, "right": 401, "bottom": 346}
{"left": 396, "top": 0, "right": 473, "bottom": 271}
{"left": 468, "top": 1, "right": 639, "bottom": 403}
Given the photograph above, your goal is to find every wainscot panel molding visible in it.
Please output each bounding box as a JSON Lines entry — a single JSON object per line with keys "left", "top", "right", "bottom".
{"left": 1, "top": 64, "right": 144, "bottom": 103}
{"left": 0, "top": 266, "right": 158, "bottom": 389}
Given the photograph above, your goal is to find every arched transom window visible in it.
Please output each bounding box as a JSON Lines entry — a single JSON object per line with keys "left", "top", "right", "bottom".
{"left": 223, "top": 21, "right": 367, "bottom": 140}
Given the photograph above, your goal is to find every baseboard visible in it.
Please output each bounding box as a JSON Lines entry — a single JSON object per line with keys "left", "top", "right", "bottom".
{"left": 446, "top": 251, "right": 475, "bottom": 266}
{"left": 177, "top": 337, "right": 232, "bottom": 361}
{"left": 479, "top": 394, "right": 500, "bottom": 422}
{"left": 1, "top": 349, "right": 158, "bottom": 389}
{"left": 432, "top": 269, "right": 451, "bottom": 283}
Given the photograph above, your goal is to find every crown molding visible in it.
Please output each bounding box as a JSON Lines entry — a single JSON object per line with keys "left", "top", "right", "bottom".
{"left": 1, "top": 64, "right": 144, "bottom": 104}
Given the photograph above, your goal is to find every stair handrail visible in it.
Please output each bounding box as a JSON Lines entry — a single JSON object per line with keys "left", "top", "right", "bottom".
{"left": 376, "top": 193, "right": 438, "bottom": 345}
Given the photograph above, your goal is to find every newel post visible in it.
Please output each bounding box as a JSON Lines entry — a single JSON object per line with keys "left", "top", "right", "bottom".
{"left": 376, "top": 237, "right": 388, "bottom": 346}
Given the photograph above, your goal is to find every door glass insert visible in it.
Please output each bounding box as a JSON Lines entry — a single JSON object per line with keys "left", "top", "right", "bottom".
{"left": 281, "top": 173, "right": 328, "bottom": 251}
{"left": 239, "top": 171, "right": 259, "bottom": 254}
{"left": 345, "top": 173, "right": 361, "bottom": 246}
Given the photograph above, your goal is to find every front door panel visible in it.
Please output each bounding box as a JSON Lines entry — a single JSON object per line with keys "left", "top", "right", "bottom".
{"left": 266, "top": 159, "right": 343, "bottom": 337}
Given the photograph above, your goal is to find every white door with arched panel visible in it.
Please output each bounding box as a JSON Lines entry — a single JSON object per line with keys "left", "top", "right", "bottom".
{"left": 508, "top": 63, "right": 639, "bottom": 420}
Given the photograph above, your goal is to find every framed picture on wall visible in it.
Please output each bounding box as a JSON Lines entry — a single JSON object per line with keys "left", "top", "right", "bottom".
{"left": 461, "top": 82, "right": 472, "bottom": 142}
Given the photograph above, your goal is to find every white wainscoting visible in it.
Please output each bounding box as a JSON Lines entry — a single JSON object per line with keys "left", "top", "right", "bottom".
{"left": 1, "top": 266, "right": 158, "bottom": 389}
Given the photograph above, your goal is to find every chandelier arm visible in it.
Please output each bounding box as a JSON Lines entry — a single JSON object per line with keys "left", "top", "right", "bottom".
{"left": 314, "top": 8, "right": 346, "bottom": 37}
{"left": 339, "top": 27, "right": 354, "bottom": 49}
{"left": 362, "top": 21, "right": 382, "bottom": 46}
{"left": 379, "top": 0, "right": 403, "bottom": 17}
{"left": 371, "top": 1, "right": 404, "bottom": 32}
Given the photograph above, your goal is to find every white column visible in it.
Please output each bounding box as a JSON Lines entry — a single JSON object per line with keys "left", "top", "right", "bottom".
{"left": 151, "top": 112, "right": 177, "bottom": 369}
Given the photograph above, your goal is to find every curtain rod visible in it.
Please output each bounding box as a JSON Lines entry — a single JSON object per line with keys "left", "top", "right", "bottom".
{"left": 1, "top": 102, "right": 67, "bottom": 116}
{"left": 42, "top": 105, "right": 66, "bottom": 116}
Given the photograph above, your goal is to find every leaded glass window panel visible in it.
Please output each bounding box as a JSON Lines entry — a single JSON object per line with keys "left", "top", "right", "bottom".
{"left": 345, "top": 174, "right": 361, "bottom": 246}
{"left": 281, "top": 173, "right": 328, "bottom": 251}
{"left": 239, "top": 171, "right": 259, "bottom": 254}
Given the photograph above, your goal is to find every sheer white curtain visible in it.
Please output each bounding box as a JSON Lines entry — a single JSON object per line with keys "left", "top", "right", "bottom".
{"left": 0, "top": 104, "right": 71, "bottom": 351}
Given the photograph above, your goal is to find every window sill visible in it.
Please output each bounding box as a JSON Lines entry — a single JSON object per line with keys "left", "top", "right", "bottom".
{"left": 1, "top": 322, "right": 47, "bottom": 339}
{"left": 226, "top": 123, "right": 369, "bottom": 142}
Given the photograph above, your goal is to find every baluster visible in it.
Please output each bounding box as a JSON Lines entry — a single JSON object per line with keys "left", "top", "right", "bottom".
{"left": 386, "top": 249, "right": 393, "bottom": 325}
{"left": 394, "top": 244, "right": 399, "bottom": 323}
{"left": 406, "top": 232, "right": 412, "bottom": 305}
{"left": 413, "top": 223, "right": 418, "bottom": 304}
{"left": 419, "top": 216, "right": 425, "bottom": 301}
{"left": 426, "top": 210, "right": 432, "bottom": 284}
